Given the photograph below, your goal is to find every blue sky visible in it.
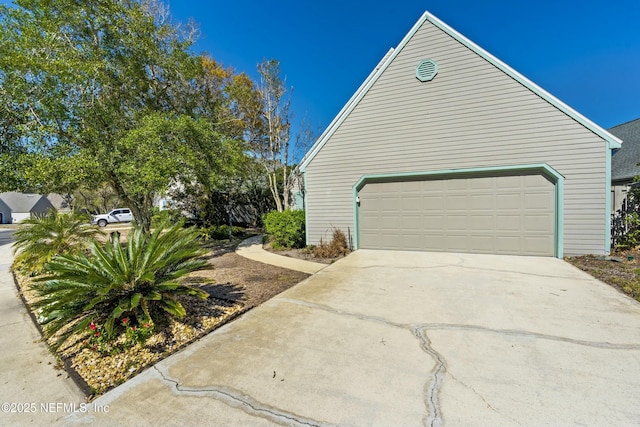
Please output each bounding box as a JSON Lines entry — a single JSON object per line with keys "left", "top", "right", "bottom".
{"left": 3, "top": 0, "right": 638, "bottom": 148}
{"left": 167, "top": 0, "right": 640, "bottom": 141}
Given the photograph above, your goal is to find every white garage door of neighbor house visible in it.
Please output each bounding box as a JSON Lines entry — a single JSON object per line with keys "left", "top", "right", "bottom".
{"left": 358, "top": 174, "right": 555, "bottom": 256}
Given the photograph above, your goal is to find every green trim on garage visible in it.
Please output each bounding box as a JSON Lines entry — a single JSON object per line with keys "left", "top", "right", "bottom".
{"left": 605, "top": 142, "right": 613, "bottom": 254}
{"left": 353, "top": 164, "right": 564, "bottom": 258}
{"left": 303, "top": 171, "right": 309, "bottom": 246}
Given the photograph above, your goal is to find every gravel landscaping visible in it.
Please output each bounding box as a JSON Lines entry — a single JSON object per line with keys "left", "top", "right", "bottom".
{"left": 14, "top": 235, "right": 311, "bottom": 399}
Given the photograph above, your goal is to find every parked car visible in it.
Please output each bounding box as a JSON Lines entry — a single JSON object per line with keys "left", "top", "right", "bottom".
{"left": 91, "top": 208, "right": 134, "bottom": 227}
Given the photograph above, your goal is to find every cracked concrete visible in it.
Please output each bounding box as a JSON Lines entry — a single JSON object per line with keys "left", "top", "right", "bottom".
{"left": 151, "top": 365, "right": 326, "bottom": 427}
{"left": 59, "top": 249, "right": 640, "bottom": 426}
{"left": 413, "top": 327, "right": 444, "bottom": 427}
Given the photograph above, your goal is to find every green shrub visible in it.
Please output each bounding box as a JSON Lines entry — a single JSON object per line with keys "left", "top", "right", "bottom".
{"left": 263, "top": 210, "right": 306, "bottom": 249}
{"left": 31, "top": 222, "right": 209, "bottom": 350}
{"left": 13, "top": 211, "right": 101, "bottom": 275}
{"left": 151, "top": 207, "right": 184, "bottom": 227}
{"left": 618, "top": 212, "right": 640, "bottom": 249}
{"left": 199, "top": 224, "right": 244, "bottom": 240}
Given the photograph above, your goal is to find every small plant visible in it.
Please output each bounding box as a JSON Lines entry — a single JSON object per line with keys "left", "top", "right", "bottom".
{"left": 263, "top": 210, "right": 305, "bottom": 249}
{"left": 12, "top": 211, "right": 101, "bottom": 275}
{"left": 82, "top": 318, "right": 155, "bottom": 355}
{"left": 313, "top": 228, "right": 351, "bottom": 258}
{"left": 83, "top": 322, "right": 108, "bottom": 354}
{"left": 83, "top": 321, "right": 122, "bottom": 355}
{"left": 124, "top": 321, "right": 154, "bottom": 347}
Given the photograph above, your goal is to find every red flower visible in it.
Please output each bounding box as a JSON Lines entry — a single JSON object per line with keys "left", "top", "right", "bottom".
{"left": 143, "top": 323, "right": 151, "bottom": 328}
{"left": 95, "top": 332, "right": 101, "bottom": 337}
{"left": 122, "top": 318, "right": 129, "bottom": 324}
{"left": 89, "top": 323, "right": 97, "bottom": 331}
{"left": 131, "top": 327, "right": 137, "bottom": 331}
{"left": 82, "top": 341, "right": 87, "bottom": 346}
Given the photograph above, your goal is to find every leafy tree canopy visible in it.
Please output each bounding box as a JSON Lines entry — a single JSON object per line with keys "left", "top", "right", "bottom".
{"left": 0, "top": 0, "right": 254, "bottom": 229}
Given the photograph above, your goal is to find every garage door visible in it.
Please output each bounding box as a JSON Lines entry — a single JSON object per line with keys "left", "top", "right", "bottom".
{"left": 358, "top": 173, "right": 555, "bottom": 256}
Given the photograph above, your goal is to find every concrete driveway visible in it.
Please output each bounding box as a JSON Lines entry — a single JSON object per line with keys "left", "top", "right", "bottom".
{"left": 63, "top": 250, "right": 640, "bottom": 427}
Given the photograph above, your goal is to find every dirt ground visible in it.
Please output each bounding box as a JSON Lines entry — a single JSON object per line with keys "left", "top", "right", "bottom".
{"left": 199, "top": 241, "right": 310, "bottom": 308}
{"left": 566, "top": 249, "right": 640, "bottom": 302}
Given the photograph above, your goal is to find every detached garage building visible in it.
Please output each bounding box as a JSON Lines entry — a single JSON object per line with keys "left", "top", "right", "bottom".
{"left": 298, "top": 12, "right": 621, "bottom": 258}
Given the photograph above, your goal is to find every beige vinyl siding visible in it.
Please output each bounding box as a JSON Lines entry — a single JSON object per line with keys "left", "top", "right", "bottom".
{"left": 304, "top": 19, "right": 607, "bottom": 255}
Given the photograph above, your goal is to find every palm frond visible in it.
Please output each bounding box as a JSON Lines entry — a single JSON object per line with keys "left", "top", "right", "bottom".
{"left": 32, "top": 221, "right": 211, "bottom": 348}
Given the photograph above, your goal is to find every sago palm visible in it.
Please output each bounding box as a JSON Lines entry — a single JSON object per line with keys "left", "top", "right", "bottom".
{"left": 31, "top": 222, "right": 210, "bottom": 349}
{"left": 13, "top": 211, "right": 101, "bottom": 274}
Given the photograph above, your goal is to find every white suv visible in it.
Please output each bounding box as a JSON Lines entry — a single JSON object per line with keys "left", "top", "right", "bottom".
{"left": 92, "top": 208, "right": 134, "bottom": 227}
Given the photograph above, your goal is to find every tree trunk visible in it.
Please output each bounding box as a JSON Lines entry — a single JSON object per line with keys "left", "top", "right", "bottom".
{"left": 268, "top": 170, "right": 283, "bottom": 212}
{"left": 282, "top": 162, "right": 289, "bottom": 211}
{"left": 108, "top": 173, "right": 153, "bottom": 232}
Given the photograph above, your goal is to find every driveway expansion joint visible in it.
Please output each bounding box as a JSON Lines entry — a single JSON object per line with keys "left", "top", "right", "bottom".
{"left": 152, "top": 366, "right": 329, "bottom": 427}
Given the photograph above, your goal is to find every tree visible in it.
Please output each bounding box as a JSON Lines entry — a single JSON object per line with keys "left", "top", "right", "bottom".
{"left": 74, "top": 183, "right": 122, "bottom": 214}
{"left": 245, "top": 60, "right": 318, "bottom": 213}
{"left": 0, "top": 0, "right": 231, "bottom": 231}
{"left": 168, "top": 57, "right": 252, "bottom": 226}
{"left": 248, "top": 59, "right": 293, "bottom": 212}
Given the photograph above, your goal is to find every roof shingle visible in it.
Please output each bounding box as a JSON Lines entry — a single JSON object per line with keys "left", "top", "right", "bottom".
{"left": 610, "top": 118, "right": 640, "bottom": 182}
{"left": 0, "top": 192, "right": 47, "bottom": 212}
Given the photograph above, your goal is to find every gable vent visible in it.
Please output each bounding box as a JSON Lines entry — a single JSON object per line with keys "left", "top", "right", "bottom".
{"left": 416, "top": 59, "right": 438, "bottom": 82}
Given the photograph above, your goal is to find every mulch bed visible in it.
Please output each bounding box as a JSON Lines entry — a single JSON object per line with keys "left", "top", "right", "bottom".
{"left": 566, "top": 249, "right": 640, "bottom": 302}
{"left": 203, "top": 252, "right": 309, "bottom": 308}
{"left": 262, "top": 242, "right": 346, "bottom": 265}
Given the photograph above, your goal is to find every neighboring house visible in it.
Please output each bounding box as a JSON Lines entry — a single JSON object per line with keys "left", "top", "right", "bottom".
{"left": 0, "top": 198, "right": 10, "bottom": 225}
{"left": 46, "top": 193, "right": 73, "bottom": 213}
{"left": 0, "top": 192, "right": 55, "bottom": 224}
{"left": 297, "top": 11, "right": 621, "bottom": 258}
{"left": 609, "top": 118, "right": 640, "bottom": 212}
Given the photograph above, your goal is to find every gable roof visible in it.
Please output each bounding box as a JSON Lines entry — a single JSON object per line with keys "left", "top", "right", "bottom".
{"left": 298, "top": 11, "right": 621, "bottom": 172}
{"left": 610, "top": 118, "right": 640, "bottom": 182}
{"left": 0, "top": 192, "right": 47, "bottom": 212}
{"left": 46, "top": 193, "right": 71, "bottom": 211}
